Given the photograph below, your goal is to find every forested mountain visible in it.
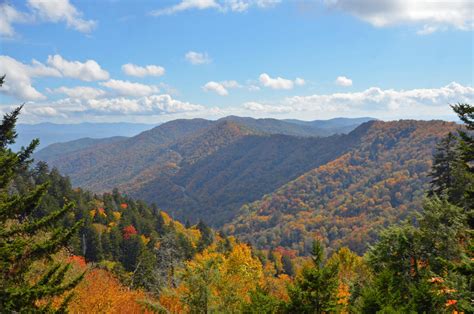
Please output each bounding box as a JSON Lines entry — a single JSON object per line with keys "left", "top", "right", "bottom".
{"left": 14, "top": 122, "right": 153, "bottom": 150}
{"left": 134, "top": 124, "right": 372, "bottom": 225}
{"left": 219, "top": 116, "right": 374, "bottom": 137}
{"left": 34, "top": 136, "right": 127, "bottom": 163}
{"left": 37, "top": 117, "right": 458, "bottom": 234}
{"left": 225, "top": 120, "right": 459, "bottom": 254}
{"left": 35, "top": 116, "right": 373, "bottom": 214}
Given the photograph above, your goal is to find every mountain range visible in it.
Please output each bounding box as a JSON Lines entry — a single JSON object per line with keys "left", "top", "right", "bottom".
{"left": 34, "top": 116, "right": 457, "bottom": 252}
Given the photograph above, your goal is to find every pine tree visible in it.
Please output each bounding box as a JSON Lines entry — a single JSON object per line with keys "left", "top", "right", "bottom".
{"left": 429, "top": 132, "right": 467, "bottom": 204}
{"left": 451, "top": 103, "right": 474, "bottom": 168}
{"left": 286, "top": 240, "right": 340, "bottom": 313}
{"left": 451, "top": 103, "right": 474, "bottom": 216}
{"left": 0, "top": 79, "right": 83, "bottom": 311}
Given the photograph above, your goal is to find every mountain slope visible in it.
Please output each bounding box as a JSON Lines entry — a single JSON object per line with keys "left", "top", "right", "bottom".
{"left": 132, "top": 123, "right": 372, "bottom": 225}
{"left": 224, "top": 120, "right": 458, "bottom": 254}
{"left": 39, "top": 118, "right": 215, "bottom": 191}
{"left": 37, "top": 116, "right": 372, "bottom": 194}
{"left": 34, "top": 136, "right": 127, "bottom": 163}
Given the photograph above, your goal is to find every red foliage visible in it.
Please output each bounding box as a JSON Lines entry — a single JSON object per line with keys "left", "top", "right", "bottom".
{"left": 274, "top": 246, "right": 297, "bottom": 259}
{"left": 68, "top": 255, "right": 87, "bottom": 268}
{"left": 120, "top": 203, "right": 128, "bottom": 209}
{"left": 122, "top": 225, "right": 138, "bottom": 240}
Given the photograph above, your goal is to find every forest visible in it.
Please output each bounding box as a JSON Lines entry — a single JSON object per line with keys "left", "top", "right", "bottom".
{"left": 1, "top": 73, "right": 473, "bottom": 313}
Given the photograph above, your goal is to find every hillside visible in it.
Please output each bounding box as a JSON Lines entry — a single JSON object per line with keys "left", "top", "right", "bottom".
{"left": 34, "top": 136, "right": 127, "bottom": 163}
{"left": 224, "top": 120, "right": 459, "bottom": 254}
{"left": 132, "top": 123, "right": 372, "bottom": 225}
{"left": 36, "top": 116, "right": 370, "bottom": 194}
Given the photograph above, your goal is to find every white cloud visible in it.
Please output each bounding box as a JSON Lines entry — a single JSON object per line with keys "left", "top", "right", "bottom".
{"left": 122, "top": 63, "right": 166, "bottom": 77}
{"left": 28, "top": 0, "right": 96, "bottom": 33}
{"left": 259, "top": 73, "right": 304, "bottom": 90}
{"left": 203, "top": 81, "right": 229, "bottom": 96}
{"left": 203, "top": 80, "right": 241, "bottom": 96}
{"left": 185, "top": 51, "right": 211, "bottom": 65}
{"left": 244, "top": 82, "right": 474, "bottom": 119}
{"left": 0, "top": 55, "right": 61, "bottom": 101}
{"left": 50, "top": 86, "right": 106, "bottom": 99}
{"left": 324, "top": 0, "right": 473, "bottom": 34}
{"left": 47, "top": 55, "right": 109, "bottom": 81}
{"left": 151, "top": 0, "right": 280, "bottom": 16}
{"left": 335, "top": 76, "right": 353, "bottom": 87}
{"left": 243, "top": 101, "right": 292, "bottom": 113}
{"left": 0, "top": 3, "right": 30, "bottom": 37}
{"left": 221, "top": 80, "right": 241, "bottom": 88}
{"left": 25, "top": 106, "right": 65, "bottom": 118}
{"left": 57, "top": 94, "right": 203, "bottom": 115}
{"left": 151, "top": 0, "right": 219, "bottom": 16}
{"left": 100, "top": 79, "right": 160, "bottom": 97}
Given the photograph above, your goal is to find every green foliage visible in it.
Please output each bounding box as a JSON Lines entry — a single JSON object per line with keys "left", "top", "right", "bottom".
{"left": 286, "top": 240, "right": 340, "bottom": 313}
{"left": 242, "top": 286, "right": 283, "bottom": 314}
{"left": 354, "top": 104, "right": 474, "bottom": 313}
{"left": 0, "top": 105, "right": 83, "bottom": 312}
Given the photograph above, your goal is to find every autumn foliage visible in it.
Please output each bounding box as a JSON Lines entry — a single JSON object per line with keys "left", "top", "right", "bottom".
{"left": 69, "top": 268, "right": 151, "bottom": 314}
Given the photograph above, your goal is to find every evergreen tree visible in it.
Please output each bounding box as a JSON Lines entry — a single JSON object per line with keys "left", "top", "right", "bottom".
{"left": 281, "top": 254, "right": 295, "bottom": 276}
{"left": 196, "top": 220, "right": 213, "bottom": 252}
{"left": 429, "top": 132, "right": 467, "bottom": 204}
{"left": 452, "top": 103, "right": 474, "bottom": 167}
{"left": 451, "top": 103, "right": 474, "bottom": 222}
{"left": 0, "top": 102, "right": 83, "bottom": 311}
{"left": 286, "top": 240, "right": 339, "bottom": 313}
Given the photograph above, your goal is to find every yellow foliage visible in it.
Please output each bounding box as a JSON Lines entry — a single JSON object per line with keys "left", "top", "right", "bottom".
{"left": 160, "top": 243, "right": 263, "bottom": 313}
{"left": 112, "top": 211, "right": 121, "bottom": 220}
{"left": 140, "top": 234, "right": 150, "bottom": 245}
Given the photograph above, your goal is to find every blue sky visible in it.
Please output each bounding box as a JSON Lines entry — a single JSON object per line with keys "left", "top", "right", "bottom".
{"left": 0, "top": 0, "right": 473, "bottom": 123}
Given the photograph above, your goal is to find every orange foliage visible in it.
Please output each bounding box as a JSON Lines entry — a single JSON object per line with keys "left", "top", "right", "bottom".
{"left": 120, "top": 203, "right": 128, "bottom": 209}
{"left": 67, "top": 255, "right": 86, "bottom": 269}
{"left": 68, "top": 269, "right": 151, "bottom": 314}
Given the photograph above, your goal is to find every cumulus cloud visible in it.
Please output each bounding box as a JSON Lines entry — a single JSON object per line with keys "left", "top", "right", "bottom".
{"left": 151, "top": 0, "right": 280, "bottom": 16}
{"left": 28, "top": 0, "right": 96, "bottom": 33}
{"left": 323, "top": 0, "right": 473, "bottom": 34}
{"left": 203, "top": 81, "right": 229, "bottom": 96}
{"left": 335, "top": 76, "right": 352, "bottom": 87}
{"left": 185, "top": 51, "right": 211, "bottom": 65}
{"left": 50, "top": 86, "right": 106, "bottom": 99}
{"left": 203, "top": 80, "right": 241, "bottom": 96}
{"left": 122, "top": 63, "right": 165, "bottom": 77}
{"left": 100, "top": 79, "right": 160, "bottom": 97}
{"left": 0, "top": 55, "right": 61, "bottom": 101}
{"left": 259, "top": 73, "right": 304, "bottom": 90}
{"left": 243, "top": 82, "right": 474, "bottom": 118}
{"left": 47, "top": 55, "right": 109, "bottom": 81}
{"left": 57, "top": 94, "right": 203, "bottom": 115}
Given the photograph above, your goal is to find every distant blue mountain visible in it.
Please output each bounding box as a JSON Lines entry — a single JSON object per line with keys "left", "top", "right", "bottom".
{"left": 14, "top": 122, "right": 156, "bottom": 150}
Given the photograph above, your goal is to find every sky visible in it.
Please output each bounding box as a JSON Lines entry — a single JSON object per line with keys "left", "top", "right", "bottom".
{"left": 0, "top": 0, "right": 473, "bottom": 124}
